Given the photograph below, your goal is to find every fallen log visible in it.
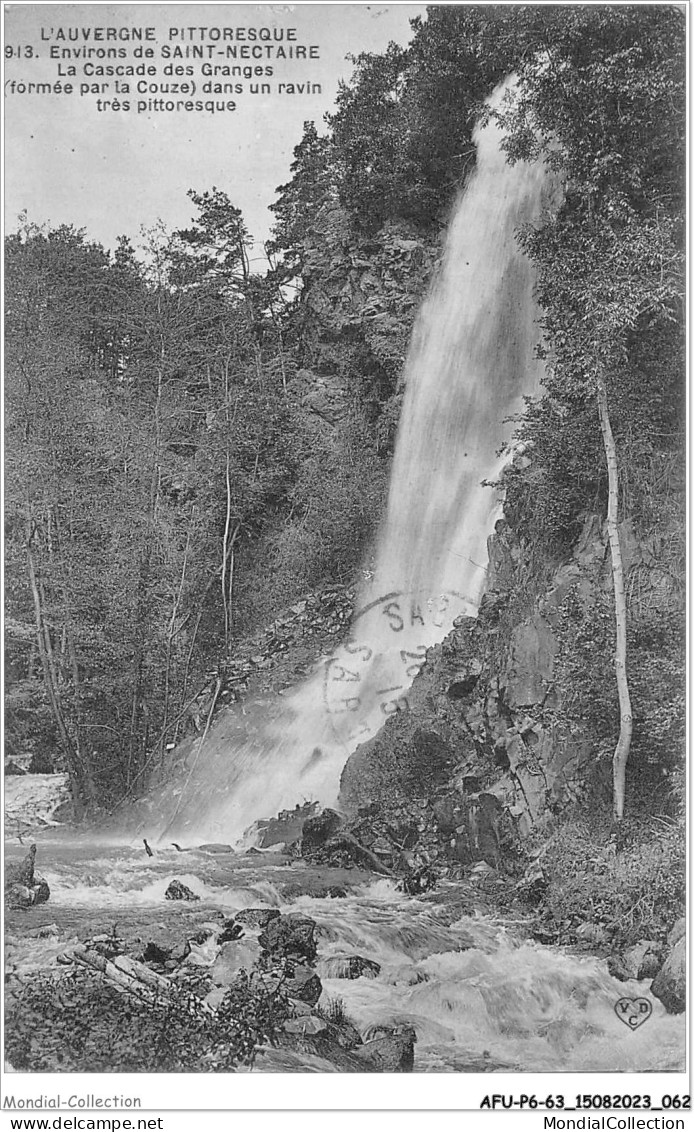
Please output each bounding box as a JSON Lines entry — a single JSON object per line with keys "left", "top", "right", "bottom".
{"left": 67, "top": 946, "right": 215, "bottom": 1015}
{"left": 71, "top": 946, "right": 157, "bottom": 1005}
{"left": 112, "top": 954, "right": 171, "bottom": 993}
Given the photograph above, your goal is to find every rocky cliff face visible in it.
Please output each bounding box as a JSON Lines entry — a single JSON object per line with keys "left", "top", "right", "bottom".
{"left": 338, "top": 509, "right": 684, "bottom": 867}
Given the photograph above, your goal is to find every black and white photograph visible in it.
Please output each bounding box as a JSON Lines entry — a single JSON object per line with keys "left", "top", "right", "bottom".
{"left": 2, "top": 0, "right": 687, "bottom": 1114}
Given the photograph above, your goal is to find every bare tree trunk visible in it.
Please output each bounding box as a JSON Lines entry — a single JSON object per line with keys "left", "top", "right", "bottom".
{"left": 162, "top": 526, "right": 192, "bottom": 739}
{"left": 236, "top": 232, "right": 263, "bottom": 383}
{"left": 53, "top": 504, "right": 99, "bottom": 809}
{"left": 220, "top": 355, "right": 242, "bottom": 655}
{"left": 221, "top": 451, "right": 234, "bottom": 653}
{"left": 26, "top": 515, "right": 85, "bottom": 819}
{"left": 596, "top": 375, "right": 633, "bottom": 821}
{"left": 222, "top": 520, "right": 241, "bottom": 650}
{"left": 175, "top": 573, "right": 217, "bottom": 744}
{"left": 128, "top": 315, "right": 165, "bottom": 788}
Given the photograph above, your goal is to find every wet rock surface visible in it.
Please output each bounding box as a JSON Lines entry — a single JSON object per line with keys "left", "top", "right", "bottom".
{"left": 356, "top": 1024, "right": 417, "bottom": 1072}
{"left": 5, "top": 844, "right": 51, "bottom": 909}
{"left": 211, "top": 939, "right": 262, "bottom": 985}
{"left": 165, "top": 879, "right": 200, "bottom": 902}
{"left": 234, "top": 908, "right": 280, "bottom": 930}
{"left": 608, "top": 940, "right": 663, "bottom": 983}
{"left": 651, "top": 936, "right": 686, "bottom": 1014}
{"left": 259, "top": 913, "right": 318, "bottom": 966}
{"left": 6, "top": 844, "right": 38, "bottom": 887}
{"left": 335, "top": 510, "right": 685, "bottom": 868}
{"left": 254, "top": 802, "right": 319, "bottom": 850}
{"left": 319, "top": 954, "right": 381, "bottom": 980}
{"left": 283, "top": 964, "right": 323, "bottom": 1006}
{"left": 300, "top": 808, "right": 344, "bottom": 855}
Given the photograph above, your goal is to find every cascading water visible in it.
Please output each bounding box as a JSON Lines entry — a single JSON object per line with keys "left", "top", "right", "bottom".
{"left": 158, "top": 84, "right": 548, "bottom": 843}
{"left": 7, "top": 841, "right": 684, "bottom": 1073}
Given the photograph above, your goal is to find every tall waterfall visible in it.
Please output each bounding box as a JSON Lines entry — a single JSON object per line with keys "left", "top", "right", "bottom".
{"left": 161, "top": 87, "right": 547, "bottom": 844}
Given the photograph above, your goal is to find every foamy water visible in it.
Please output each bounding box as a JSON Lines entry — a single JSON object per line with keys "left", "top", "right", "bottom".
{"left": 6, "top": 841, "right": 684, "bottom": 1074}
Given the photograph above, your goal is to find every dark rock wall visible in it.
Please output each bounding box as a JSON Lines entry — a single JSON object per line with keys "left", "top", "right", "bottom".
{"left": 339, "top": 510, "right": 683, "bottom": 858}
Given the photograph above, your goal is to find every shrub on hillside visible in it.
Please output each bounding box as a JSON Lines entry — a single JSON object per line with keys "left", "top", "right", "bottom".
{"left": 532, "top": 817, "right": 685, "bottom": 949}
{"left": 5, "top": 968, "right": 288, "bottom": 1072}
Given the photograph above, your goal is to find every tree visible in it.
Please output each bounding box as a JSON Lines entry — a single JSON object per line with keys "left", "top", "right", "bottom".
{"left": 169, "top": 192, "right": 297, "bottom": 654}
{"left": 267, "top": 121, "right": 335, "bottom": 282}
{"left": 5, "top": 222, "right": 131, "bottom": 810}
{"left": 328, "top": 43, "right": 411, "bottom": 230}
{"left": 4, "top": 210, "right": 291, "bottom": 807}
{"left": 491, "top": 5, "right": 685, "bottom": 819}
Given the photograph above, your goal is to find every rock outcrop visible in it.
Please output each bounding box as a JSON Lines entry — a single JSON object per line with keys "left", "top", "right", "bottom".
{"left": 210, "top": 940, "right": 262, "bottom": 986}
{"left": 5, "top": 844, "right": 51, "bottom": 909}
{"left": 254, "top": 802, "right": 318, "bottom": 850}
{"left": 651, "top": 928, "right": 686, "bottom": 1015}
{"left": 608, "top": 940, "right": 663, "bottom": 983}
{"left": 356, "top": 1024, "right": 416, "bottom": 1072}
{"left": 259, "top": 913, "right": 318, "bottom": 966}
{"left": 338, "top": 511, "right": 683, "bottom": 859}
{"left": 283, "top": 965, "right": 323, "bottom": 1006}
{"left": 234, "top": 908, "right": 280, "bottom": 930}
{"left": 319, "top": 955, "right": 381, "bottom": 980}
{"left": 164, "top": 880, "right": 199, "bottom": 902}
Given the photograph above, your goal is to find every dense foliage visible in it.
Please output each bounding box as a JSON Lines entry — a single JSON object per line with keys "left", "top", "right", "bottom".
{"left": 5, "top": 967, "right": 288, "bottom": 1072}
{"left": 490, "top": 5, "right": 685, "bottom": 820}
{"left": 530, "top": 815, "right": 685, "bottom": 949}
{"left": 4, "top": 204, "right": 389, "bottom": 808}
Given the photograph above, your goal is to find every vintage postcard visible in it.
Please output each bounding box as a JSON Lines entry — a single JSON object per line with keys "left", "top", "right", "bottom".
{"left": 2, "top": 0, "right": 687, "bottom": 1121}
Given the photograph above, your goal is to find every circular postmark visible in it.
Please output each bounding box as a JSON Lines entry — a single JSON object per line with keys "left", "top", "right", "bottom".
{"left": 322, "top": 588, "right": 475, "bottom": 747}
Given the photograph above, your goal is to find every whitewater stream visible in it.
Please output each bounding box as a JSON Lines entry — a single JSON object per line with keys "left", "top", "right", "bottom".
{"left": 4, "top": 835, "right": 684, "bottom": 1074}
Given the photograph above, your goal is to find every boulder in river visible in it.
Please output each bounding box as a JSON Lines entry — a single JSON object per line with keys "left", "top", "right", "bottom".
{"left": 6, "top": 844, "right": 37, "bottom": 887}
{"left": 254, "top": 802, "right": 319, "bottom": 850}
{"left": 5, "top": 884, "right": 36, "bottom": 909}
{"left": 283, "top": 964, "right": 323, "bottom": 1005}
{"left": 234, "top": 908, "right": 281, "bottom": 930}
{"left": 216, "top": 919, "right": 244, "bottom": 944}
{"left": 33, "top": 879, "right": 50, "bottom": 905}
{"left": 319, "top": 955, "right": 381, "bottom": 980}
{"left": 164, "top": 879, "right": 200, "bottom": 902}
{"left": 300, "top": 808, "right": 343, "bottom": 857}
{"left": 5, "top": 845, "right": 50, "bottom": 909}
{"left": 259, "top": 913, "right": 318, "bottom": 965}
{"left": 651, "top": 936, "right": 685, "bottom": 1014}
{"left": 327, "top": 1016, "right": 363, "bottom": 1051}
{"left": 356, "top": 1024, "right": 416, "bottom": 1072}
{"left": 211, "top": 939, "right": 262, "bottom": 986}
{"left": 608, "top": 940, "right": 662, "bottom": 982}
